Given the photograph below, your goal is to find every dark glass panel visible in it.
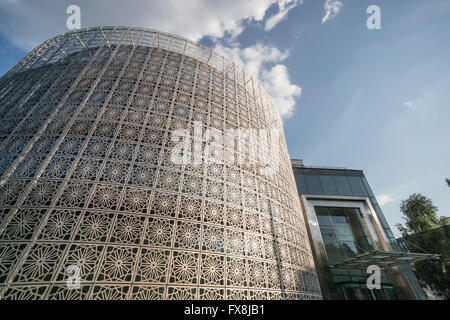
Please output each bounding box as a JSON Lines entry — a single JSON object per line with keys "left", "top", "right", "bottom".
{"left": 384, "top": 287, "right": 398, "bottom": 300}
{"left": 319, "top": 175, "right": 338, "bottom": 195}
{"left": 293, "top": 172, "right": 308, "bottom": 194}
{"left": 305, "top": 174, "right": 323, "bottom": 194}
{"left": 317, "top": 215, "right": 332, "bottom": 226}
{"left": 331, "top": 207, "right": 346, "bottom": 223}
{"left": 315, "top": 206, "right": 329, "bottom": 216}
{"left": 348, "top": 176, "right": 366, "bottom": 196}
{"left": 334, "top": 176, "right": 352, "bottom": 195}
{"left": 361, "top": 177, "right": 375, "bottom": 196}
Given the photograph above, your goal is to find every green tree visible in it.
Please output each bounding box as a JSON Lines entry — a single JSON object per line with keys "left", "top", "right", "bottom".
{"left": 395, "top": 193, "right": 440, "bottom": 236}
{"left": 396, "top": 193, "right": 450, "bottom": 299}
{"left": 440, "top": 216, "right": 450, "bottom": 226}
{"left": 402, "top": 225, "right": 450, "bottom": 299}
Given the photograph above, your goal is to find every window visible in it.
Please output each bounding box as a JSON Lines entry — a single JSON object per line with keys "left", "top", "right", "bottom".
{"left": 312, "top": 203, "right": 398, "bottom": 300}
{"left": 348, "top": 177, "right": 366, "bottom": 196}
{"left": 334, "top": 176, "right": 352, "bottom": 195}
{"left": 319, "top": 176, "right": 338, "bottom": 195}
{"left": 314, "top": 206, "right": 374, "bottom": 261}
{"left": 305, "top": 174, "right": 323, "bottom": 194}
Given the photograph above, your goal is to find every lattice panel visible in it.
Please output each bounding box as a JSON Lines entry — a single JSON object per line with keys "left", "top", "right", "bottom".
{"left": 0, "top": 27, "right": 321, "bottom": 300}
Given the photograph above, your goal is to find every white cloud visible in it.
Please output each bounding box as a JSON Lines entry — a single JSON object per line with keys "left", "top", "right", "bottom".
{"left": 402, "top": 98, "right": 423, "bottom": 108}
{"left": 377, "top": 194, "right": 394, "bottom": 206}
{"left": 261, "top": 65, "right": 302, "bottom": 118}
{"left": 0, "top": 0, "right": 304, "bottom": 50}
{"left": 215, "top": 43, "right": 301, "bottom": 119}
{"left": 322, "top": 0, "right": 343, "bottom": 24}
{"left": 0, "top": 0, "right": 303, "bottom": 119}
{"left": 264, "top": 0, "right": 303, "bottom": 31}
{"left": 215, "top": 43, "right": 289, "bottom": 78}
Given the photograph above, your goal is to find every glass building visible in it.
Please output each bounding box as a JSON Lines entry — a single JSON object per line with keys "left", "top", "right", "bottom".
{"left": 0, "top": 27, "right": 321, "bottom": 300}
{"left": 291, "top": 159, "right": 428, "bottom": 300}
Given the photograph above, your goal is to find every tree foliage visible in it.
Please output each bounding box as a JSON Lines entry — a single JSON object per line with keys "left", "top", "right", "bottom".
{"left": 396, "top": 193, "right": 440, "bottom": 236}
{"left": 402, "top": 225, "right": 450, "bottom": 299}
{"left": 396, "top": 193, "right": 450, "bottom": 299}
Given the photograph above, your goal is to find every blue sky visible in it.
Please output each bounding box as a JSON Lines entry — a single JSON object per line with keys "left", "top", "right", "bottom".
{"left": 0, "top": 0, "right": 449, "bottom": 234}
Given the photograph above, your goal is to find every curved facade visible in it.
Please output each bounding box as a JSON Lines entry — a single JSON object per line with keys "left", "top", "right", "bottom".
{"left": 0, "top": 27, "right": 321, "bottom": 300}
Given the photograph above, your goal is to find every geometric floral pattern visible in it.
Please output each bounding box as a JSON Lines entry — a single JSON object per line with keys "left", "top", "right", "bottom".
{"left": 0, "top": 27, "right": 321, "bottom": 299}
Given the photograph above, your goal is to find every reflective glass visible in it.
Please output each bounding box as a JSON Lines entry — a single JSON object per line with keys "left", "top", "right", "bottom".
{"left": 305, "top": 174, "right": 323, "bottom": 194}
{"left": 319, "top": 175, "right": 338, "bottom": 195}
{"left": 348, "top": 177, "right": 366, "bottom": 196}
{"left": 334, "top": 176, "right": 352, "bottom": 195}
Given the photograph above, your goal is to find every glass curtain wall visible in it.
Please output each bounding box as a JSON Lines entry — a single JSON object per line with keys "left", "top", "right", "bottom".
{"left": 314, "top": 206, "right": 398, "bottom": 300}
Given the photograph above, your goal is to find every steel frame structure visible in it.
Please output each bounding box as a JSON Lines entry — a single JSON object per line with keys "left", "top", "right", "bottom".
{"left": 0, "top": 27, "right": 321, "bottom": 300}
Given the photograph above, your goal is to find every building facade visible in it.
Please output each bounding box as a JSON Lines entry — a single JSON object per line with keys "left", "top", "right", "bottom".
{"left": 291, "top": 159, "right": 427, "bottom": 300}
{"left": 0, "top": 27, "right": 321, "bottom": 300}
